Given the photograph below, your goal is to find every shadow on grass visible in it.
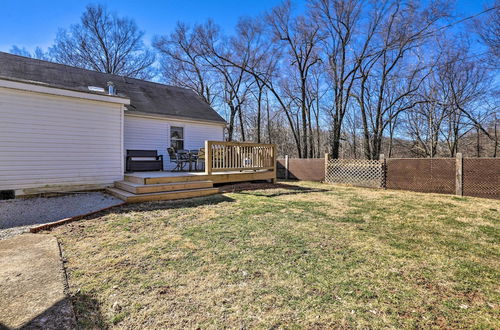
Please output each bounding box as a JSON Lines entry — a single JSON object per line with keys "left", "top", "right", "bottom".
{"left": 81, "top": 183, "right": 326, "bottom": 222}
{"left": 76, "top": 193, "right": 236, "bottom": 223}
{"left": 219, "top": 182, "right": 329, "bottom": 198}
{"left": 70, "top": 292, "right": 108, "bottom": 329}
{"left": 43, "top": 182, "right": 325, "bottom": 231}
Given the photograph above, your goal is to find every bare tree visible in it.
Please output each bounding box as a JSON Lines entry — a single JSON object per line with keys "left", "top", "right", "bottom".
{"left": 311, "top": 0, "right": 384, "bottom": 159}
{"left": 50, "top": 4, "right": 155, "bottom": 79}
{"left": 155, "top": 22, "right": 217, "bottom": 105}
{"left": 195, "top": 20, "right": 256, "bottom": 141}
{"left": 267, "top": 0, "right": 321, "bottom": 157}
{"left": 197, "top": 13, "right": 309, "bottom": 156}
{"left": 10, "top": 46, "right": 49, "bottom": 60}
{"left": 443, "top": 59, "right": 490, "bottom": 156}
{"left": 354, "top": 0, "right": 450, "bottom": 159}
{"left": 473, "top": 2, "right": 500, "bottom": 69}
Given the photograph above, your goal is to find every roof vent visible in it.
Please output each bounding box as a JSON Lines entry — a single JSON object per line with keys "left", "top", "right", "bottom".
{"left": 107, "top": 81, "right": 115, "bottom": 95}
{"left": 88, "top": 86, "right": 105, "bottom": 93}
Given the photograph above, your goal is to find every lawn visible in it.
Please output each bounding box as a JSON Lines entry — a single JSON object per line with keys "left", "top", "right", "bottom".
{"left": 52, "top": 181, "right": 500, "bottom": 328}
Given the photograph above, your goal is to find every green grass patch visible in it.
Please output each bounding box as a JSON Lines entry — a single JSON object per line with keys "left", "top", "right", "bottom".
{"left": 54, "top": 181, "right": 500, "bottom": 328}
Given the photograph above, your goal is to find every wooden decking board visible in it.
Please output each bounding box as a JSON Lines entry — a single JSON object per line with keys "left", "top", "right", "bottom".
{"left": 115, "top": 180, "right": 213, "bottom": 194}
{"left": 106, "top": 187, "right": 219, "bottom": 203}
{"left": 123, "top": 175, "right": 145, "bottom": 185}
{"left": 125, "top": 170, "right": 275, "bottom": 185}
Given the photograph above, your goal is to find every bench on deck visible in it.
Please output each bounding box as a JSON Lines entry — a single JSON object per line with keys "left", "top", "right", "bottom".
{"left": 126, "top": 150, "right": 163, "bottom": 172}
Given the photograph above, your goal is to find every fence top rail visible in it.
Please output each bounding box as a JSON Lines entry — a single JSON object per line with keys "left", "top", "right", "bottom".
{"left": 206, "top": 141, "right": 276, "bottom": 148}
{"left": 386, "top": 157, "right": 500, "bottom": 160}
{"left": 328, "top": 159, "right": 381, "bottom": 163}
{"left": 386, "top": 157, "right": 455, "bottom": 160}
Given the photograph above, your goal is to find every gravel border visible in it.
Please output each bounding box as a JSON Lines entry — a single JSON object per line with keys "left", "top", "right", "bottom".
{"left": 0, "top": 192, "right": 122, "bottom": 240}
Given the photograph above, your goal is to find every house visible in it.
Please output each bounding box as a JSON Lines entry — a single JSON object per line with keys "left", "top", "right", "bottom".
{"left": 0, "top": 52, "right": 276, "bottom": 201}
{"left": 0, "top": 52, "right": 229, "bottom": 196}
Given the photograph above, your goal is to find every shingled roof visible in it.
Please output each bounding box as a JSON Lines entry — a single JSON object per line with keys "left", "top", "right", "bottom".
{"left": 0, "top": 52, "right": 226, "bottom": 124}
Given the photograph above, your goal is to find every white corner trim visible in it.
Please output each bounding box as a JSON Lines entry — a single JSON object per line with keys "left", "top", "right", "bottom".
{"left": 124, "top": 111, "right": 227, "bottom": 127}
{"left": 0, "top": 78, "right": 130, "bottom": 105}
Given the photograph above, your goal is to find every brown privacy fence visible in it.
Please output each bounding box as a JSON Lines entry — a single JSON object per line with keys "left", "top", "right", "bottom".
{"left": 462, "top": 158, "right": 500, "bottom": 199}
{"left": 277, "top": 157, "right": 325, "bottom": 181}
{"left": 279, "top": 154, "right": 499, "bottom": 200}
{"left": 385, "top": 158, "right": 456, "bottom": 194}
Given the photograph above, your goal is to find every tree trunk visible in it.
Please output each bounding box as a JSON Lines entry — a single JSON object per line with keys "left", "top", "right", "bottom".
{"left": 301, "top": 78, "right": 308, "bottom": 158}
{"left": 256, "top": 86, "right": 263, "bottom": 143}
{"left": 330, "top": 122, "right": 342, "bottom": 159}
{"left": 227, "top": 103, "right": 236, "bottom": 141}
{"left": 238, "top": 105, "right": 246, "bottom": 141}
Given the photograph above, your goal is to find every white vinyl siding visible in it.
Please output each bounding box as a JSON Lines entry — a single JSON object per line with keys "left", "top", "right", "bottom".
{"left": 0, "top": 87, "right": 124, "bottom": 195}
{"left": 124, "top": 114, "right": 224, "bottom": 170}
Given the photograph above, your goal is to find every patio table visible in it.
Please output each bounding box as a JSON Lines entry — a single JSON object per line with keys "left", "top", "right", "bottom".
{"left": 177, "top": 150, "right": 198, "bottom": 171}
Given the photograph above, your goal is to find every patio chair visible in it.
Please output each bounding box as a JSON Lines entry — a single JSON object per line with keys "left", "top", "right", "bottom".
{"left": 196, "top": 148, "right": 205, "bottom": 171}
{"left": 189, "top": 149, "right": 202, "bottom": 171}
{"left": 167, "top": 147, "right": 189, "bottom": 171}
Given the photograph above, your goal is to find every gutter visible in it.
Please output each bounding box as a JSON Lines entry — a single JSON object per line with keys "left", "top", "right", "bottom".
{"left": 124, "top": 110, "right": 227, "bottom": 127}
{"left": 0, "top": 77, "right": 130, "bottom": 105}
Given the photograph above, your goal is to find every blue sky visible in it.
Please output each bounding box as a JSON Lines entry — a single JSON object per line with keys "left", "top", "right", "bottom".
{"left": 0, "top": 0, "right": 489, "bottom": 53}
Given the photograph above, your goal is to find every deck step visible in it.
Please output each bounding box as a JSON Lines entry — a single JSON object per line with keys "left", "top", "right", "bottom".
{"left": 125, "top": 170, "right": 275, "bottom": 185}
{"left": 106, "top": 187, "right": 220, "bottom": 203}
{"left": 115, "top": 180, "right": 213, "bottom": 194}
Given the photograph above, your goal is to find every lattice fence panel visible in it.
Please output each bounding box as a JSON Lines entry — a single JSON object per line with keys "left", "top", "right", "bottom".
{"left": 325, "top": 159, "right": 384, "bottom": 188}
{"left": 463, "top": 158, "right": 500, "bottom": 199}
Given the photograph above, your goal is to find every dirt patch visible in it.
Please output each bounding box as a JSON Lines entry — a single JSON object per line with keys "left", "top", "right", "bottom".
{"left": 0, "top": 234, "right": 76, "bottom": 329}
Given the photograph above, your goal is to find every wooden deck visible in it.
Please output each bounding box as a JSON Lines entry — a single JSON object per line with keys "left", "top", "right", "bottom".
{"left": 107, "top": 169, "right": 276, "bottom": 203}
{"left": 108, "top": 141, "right": 277, "bottom": 203}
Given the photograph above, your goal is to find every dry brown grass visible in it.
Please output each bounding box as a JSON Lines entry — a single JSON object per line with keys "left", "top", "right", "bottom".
{"left": 52, "top": 181, "right": 500, "bottom": 328}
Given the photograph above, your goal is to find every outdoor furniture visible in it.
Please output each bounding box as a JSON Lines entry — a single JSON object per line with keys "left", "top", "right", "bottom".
{"left": 195, "top": 148, "right": 205, "bottom": 171}
{"left": 189, "top": 149, "right": 201, "bottom": 171}
{"left": 179, "top": 149, "right": 200, "bottom": 171}
{"left": 167, "top": 147, "right": 190, "bottom": 171}
{"left": 126, "top": 150, "right": 163, "bottom": 172}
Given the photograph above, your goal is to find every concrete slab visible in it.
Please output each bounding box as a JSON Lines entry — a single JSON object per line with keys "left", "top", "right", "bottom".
{"left": 0, "top": 234, "right": 76, "bottom": 329}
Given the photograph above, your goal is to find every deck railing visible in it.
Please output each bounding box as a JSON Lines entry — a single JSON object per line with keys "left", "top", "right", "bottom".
{"left": 204, "top": 141, "right": 277, "bottom": 175}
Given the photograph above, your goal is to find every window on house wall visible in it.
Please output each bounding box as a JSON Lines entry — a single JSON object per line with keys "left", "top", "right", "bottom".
{"left": 170, "top": 126, "right": 184, "bottom": 151}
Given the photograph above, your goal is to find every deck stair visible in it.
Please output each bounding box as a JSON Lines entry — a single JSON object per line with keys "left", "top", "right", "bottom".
{"left": 107, "top": 177, "right": 219, "bottom": 203}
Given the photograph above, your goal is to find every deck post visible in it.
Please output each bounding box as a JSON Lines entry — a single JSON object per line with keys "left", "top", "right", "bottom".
{"left": 205, "top": 140, "right": 213, "bottom": 175}
{"left": 272, "top": 144, "right": 277, "bottom": 184}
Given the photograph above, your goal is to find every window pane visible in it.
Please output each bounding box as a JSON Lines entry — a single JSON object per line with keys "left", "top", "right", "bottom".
{"left": 170, "top": 126, "right": 184, "bottom": 151}
{"left": 171, "top": 126, "right": 183, "bottom": 139}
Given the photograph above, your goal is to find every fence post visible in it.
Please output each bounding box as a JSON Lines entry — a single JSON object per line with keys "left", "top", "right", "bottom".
{"left": 324, "top": 153, "right": 329, "bottom": 183}
{"left": 455, "top": 152, "right": 463, "bottom": 196}
{"left": 285, "top": 155, "right": 289, "bottom": 180}
{"left": 379, "top": 154, "right": 386, "bottom": 189}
